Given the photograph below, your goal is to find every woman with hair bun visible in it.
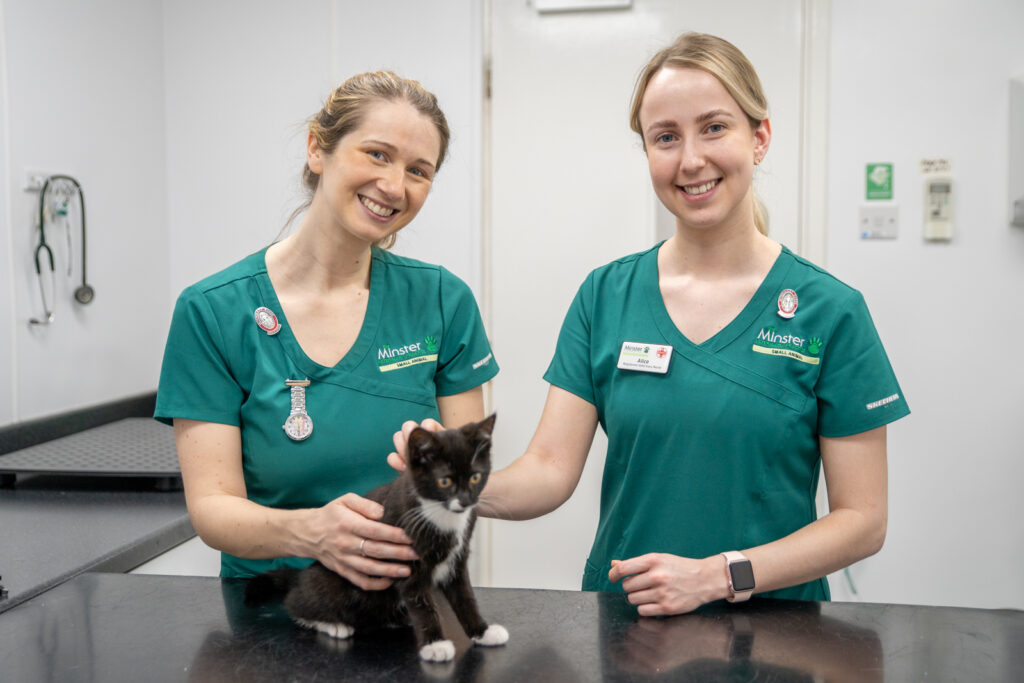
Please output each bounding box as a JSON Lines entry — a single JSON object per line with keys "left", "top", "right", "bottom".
{"left": 394, "top": 33, "right": 908, "bottom": 615}
{"left": 156, "top": 72, "right": 498, "bottom": 588}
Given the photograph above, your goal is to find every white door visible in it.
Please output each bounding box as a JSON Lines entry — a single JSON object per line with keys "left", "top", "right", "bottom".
{"left": 486, "top": 0, "right": 813, "bottom": 589}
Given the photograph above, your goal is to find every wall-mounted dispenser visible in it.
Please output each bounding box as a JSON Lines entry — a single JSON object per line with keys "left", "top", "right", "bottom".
{"left": 924, "top": 176, "right": 954, "bottom": 241}
{"left": 1011, "top": 75, "right": 1024, "bottom": 227}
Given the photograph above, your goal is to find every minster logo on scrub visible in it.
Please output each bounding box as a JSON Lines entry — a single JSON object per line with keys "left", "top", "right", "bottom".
{"left": 378, "top": 342, "right": 424, "bottom": 360}
{"left": 377, "top": 337, "right": 439, "bottom": 373}
{"left": 752, "top": 327, "right": 823, "bottom": 365}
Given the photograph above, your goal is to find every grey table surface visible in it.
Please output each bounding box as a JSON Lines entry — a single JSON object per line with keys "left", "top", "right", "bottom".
{"left": 0, "top": 408, "right": 193, "bottom": 614}
{"left": 0, "top": 473, "right": 193, "bottom": 614}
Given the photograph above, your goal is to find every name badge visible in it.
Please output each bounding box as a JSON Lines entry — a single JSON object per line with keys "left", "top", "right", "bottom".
{"left": 617, "top": 341, "right": 673, "bottom": 374}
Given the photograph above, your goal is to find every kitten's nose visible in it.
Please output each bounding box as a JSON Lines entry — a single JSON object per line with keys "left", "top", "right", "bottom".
{"left": 448, "top": 500, "right": 465, "bottom": 513}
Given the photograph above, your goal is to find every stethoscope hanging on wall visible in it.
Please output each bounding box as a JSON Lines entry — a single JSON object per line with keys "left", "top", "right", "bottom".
{"left": 30, "top": 175, "right": 94, "bottom": 325}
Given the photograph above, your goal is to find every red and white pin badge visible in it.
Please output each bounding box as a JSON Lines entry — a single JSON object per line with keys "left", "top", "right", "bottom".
{"left": 254, "top": 306, "right": 282, "bottom": 335}
{"left": 777, "top": 289, "right": 798, "bottom": 319}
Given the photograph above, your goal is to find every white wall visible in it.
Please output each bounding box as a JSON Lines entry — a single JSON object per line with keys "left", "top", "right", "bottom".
{"left": 1, "top": 0, "right": 169, "bottom": 424}
{"left": 163, "top": 0, "right": 333, "bottom": 302}
{"left": 1, "top": 1, "right": 13, "bottom": 424}
{"left": 827, "top": 1, "right": 1024, "bottom": 609}
{"left": 130, "top": 536, "right": 221, "bottom": 577}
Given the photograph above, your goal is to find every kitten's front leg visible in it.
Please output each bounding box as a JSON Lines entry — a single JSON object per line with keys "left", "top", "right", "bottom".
{"left": 441, "top": 566, "right": 509, "bottom": 648}
{"left": 400, "top": 583, "right": 454, "bottom": 662}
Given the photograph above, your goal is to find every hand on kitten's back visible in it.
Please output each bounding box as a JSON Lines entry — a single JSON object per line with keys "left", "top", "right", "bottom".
{"left": 312, "top": 493, "right": 418, "bottom": 591}
{"left": 389, "top": 417, "right": 445, "bottom": 472}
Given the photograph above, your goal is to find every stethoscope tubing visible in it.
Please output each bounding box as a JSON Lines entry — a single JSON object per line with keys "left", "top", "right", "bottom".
{"left": 39, "top": 175, "right": 87, "bottom": 286}
{"left": 30, "top": 175, "right": 92, "bottom": 324}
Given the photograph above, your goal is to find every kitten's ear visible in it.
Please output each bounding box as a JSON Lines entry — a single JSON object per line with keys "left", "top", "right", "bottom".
{"left": 407, "top": 427, "right": 438, "bottom": 464}
{"left": 473, "top": 413, "right": 497, "bottom": 442}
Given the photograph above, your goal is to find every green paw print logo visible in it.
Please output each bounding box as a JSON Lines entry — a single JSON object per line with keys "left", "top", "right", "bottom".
{"left": 808, "top": 337, "right": 823, "bottom": 354}
{"left": 424, "top": 336, "right": 438, "bottom": 352}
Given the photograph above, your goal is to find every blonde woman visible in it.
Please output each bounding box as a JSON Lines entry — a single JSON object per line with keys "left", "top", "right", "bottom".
{"left": 394, "top": 33, "right": 908, "bottom": 615}
{"left": 157, "top": 72, "right": 497, "bottom": 588}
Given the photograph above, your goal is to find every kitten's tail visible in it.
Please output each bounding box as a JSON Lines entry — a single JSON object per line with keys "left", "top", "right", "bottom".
{"left": 244, "top": 568, "right": 300, "bottom": 607}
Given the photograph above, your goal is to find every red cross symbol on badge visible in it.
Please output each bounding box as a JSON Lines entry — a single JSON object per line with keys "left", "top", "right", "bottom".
{"left": 656, "top": 347, "right": 667, "bottom": 358}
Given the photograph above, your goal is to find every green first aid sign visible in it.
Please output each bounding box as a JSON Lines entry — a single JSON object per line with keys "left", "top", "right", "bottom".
{"left": 866, "top": 163, "right": 893, "bottom": 200}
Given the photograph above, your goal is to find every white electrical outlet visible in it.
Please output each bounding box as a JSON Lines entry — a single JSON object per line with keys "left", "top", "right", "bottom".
{"left": 859, "top": 205, "right": 899, "bottom": 239}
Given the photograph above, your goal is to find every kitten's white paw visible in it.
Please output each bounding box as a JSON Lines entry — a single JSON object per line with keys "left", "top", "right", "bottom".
{"left": 322, "top": 622, "right": 355, "bottom": 639}
{"left": 419, "top": 639, "right": 456, "bottom": 662}
{"left": 473, "top": 624, "right": 509, "bottom": 647}
{"left": 295, "top": 618, "right": 354, "bottom": 639}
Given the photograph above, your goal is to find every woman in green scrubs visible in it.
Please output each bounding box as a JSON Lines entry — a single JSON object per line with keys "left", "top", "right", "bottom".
{"left": 393, "top": 33, "right": 908, "bottom": 614}
{"left": 155, "top": 72, "right": 498, "bottom": 585}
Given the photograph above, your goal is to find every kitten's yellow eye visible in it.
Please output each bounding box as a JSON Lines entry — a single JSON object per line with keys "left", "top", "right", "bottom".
{"left": 437, "top": 477, "right": 452, "bottom": 488}
{"left": 470, "top": 473, "right": 482, "bottom": 484}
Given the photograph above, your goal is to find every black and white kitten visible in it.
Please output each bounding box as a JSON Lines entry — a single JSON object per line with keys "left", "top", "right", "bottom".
{"left": 244, "top": 414, "right": 507, "bottom": 662}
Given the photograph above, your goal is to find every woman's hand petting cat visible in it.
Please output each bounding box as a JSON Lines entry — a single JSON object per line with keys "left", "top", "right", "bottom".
{"left": 387, "top": 418, "right": 445, "bottom": 472}
{"left": 315, "top": 493, "right": 420, "bottom": 591}
{"left": 608, "top": 554, "right": 729, "bottom": 616}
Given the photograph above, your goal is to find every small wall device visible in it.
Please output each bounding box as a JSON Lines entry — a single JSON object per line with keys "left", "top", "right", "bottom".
{"left": 923, "top": 176, "right": 953, "bottom": 241}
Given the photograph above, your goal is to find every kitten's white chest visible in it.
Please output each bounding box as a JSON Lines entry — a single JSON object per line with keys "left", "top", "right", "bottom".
{"left": 416, "top": 499, "right": 473, "bottom": 585}
{"left": 432, "top": 532, "right": 466, "bottom": 585}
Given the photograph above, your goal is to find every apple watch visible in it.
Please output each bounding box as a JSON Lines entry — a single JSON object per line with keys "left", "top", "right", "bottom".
{"left": 721, "top": 551, "right": 755, "bottom": 603}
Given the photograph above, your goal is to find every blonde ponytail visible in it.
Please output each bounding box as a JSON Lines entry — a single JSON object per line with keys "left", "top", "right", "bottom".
{"left": 752, "top": 192, "right": 769, "bottom": 236}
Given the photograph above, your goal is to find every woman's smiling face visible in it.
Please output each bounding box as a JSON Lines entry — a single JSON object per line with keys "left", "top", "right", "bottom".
{"left": 307, "top": 98, "right": 442, "bottom": 246}
{"left": 638, "top": 66, "right": 770, "bottom": 236}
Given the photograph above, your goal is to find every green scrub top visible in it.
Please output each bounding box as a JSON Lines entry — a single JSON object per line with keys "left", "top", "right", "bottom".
{"left": 155, "top": 247, "right": 498, "bottom": 577}
{"left": 545, "top": 243, "right": 909, "bottom": 601}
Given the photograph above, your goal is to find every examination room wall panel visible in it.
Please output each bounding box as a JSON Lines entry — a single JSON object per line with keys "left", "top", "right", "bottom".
{"left": 826, "top": 0, "right": 1024, "bottom": 610}
{"left": 1, "top": 2, "right": 12, "bottom": 424}
{"left": 163, "top": 0, "right": 334, "bottom": 302}
{"left": 1, "top": 0, "right": 169, "bottom": 423}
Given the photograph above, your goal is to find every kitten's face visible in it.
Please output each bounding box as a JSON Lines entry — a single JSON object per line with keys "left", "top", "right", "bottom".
{"left": 407, "top": 414, "right": 495, "bottom": 513}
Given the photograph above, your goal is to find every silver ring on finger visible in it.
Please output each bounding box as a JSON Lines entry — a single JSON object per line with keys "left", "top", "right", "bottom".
{"left": 359, "top": 538, "right": 367, "bottom": 556}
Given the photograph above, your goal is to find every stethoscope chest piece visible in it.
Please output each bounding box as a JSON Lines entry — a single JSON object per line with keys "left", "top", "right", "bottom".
{"left": 74, "top": 283, "right": 95, "bottom": 305}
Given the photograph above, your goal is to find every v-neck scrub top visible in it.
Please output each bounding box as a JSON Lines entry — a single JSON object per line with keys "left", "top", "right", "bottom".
{"left": 155, "top": 247, "right": 498, "bottom": 578}
{"left": 545, "top": 244, "right": 909, "bottom": 601}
